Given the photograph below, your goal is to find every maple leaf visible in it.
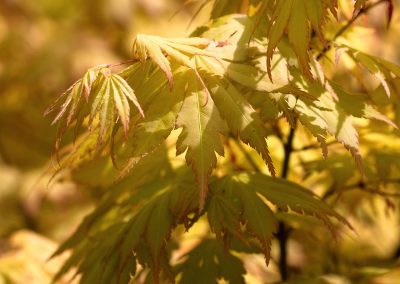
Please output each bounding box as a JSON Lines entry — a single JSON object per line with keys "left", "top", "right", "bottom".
{"left": 132, "top": 34, "right": 211, "bottom": 88}
{"left": 89, "top": 73, "right": 144, "bottom": 141}
{"left": 339, "top": 44, "right": 400, "bottom": 98}
{"left": 208, "top": 172, "right": 350, "bottom": 263}
{"left": 116, "top": 66, "right": 187, "bottom": 179}
{"left": 210, "top": 174, "right": 276, "bottom": 262}
{"left": 266, "top": 0, "right": 336, "bottom": 79}
{"left": 46, "top": 69, "right": 144, "bottom": 149}
{"left": 53, "top": 169, "right": 200, "bottom": 284}
{"left": 239, "top": 173, "right": 351, "bottom": 232}
{"left": 248, "top": 50, "right": 397, "bottom": 168}
{"left": 176, "top": 71, "right": 226, "bottom": 209}
{"left": 175, "top": 239, "right": 246, "bottom": 284}
{"left": 129, "top": 38, "right": 281, "bottom": 201}
{"left": 207, "top": 194, "right": 243, "bottom": 243}
{"left": 197, "top": 56, "right": 276, "bottom": 177}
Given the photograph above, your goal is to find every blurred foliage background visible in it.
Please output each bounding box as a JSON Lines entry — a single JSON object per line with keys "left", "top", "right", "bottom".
{"left": 0, "top": 0, "right": 399, "bottom": 283}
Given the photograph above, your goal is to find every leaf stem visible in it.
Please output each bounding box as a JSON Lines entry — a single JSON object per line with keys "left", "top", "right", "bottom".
{"left": 92, "top": 59, "right": 140, "bottom": 71}
{"left": 293, "top": 139, "right": 337, "bottom": 152}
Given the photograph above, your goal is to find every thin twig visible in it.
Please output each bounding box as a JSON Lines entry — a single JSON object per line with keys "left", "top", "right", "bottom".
{"left": 323, "top": 179, "right": 400, "bottom": 200}
{"left": 317, "top": 0, "right": 390, "bottom": 60}
{"left": 293, "top": 140, "right": 338, "bottom": 152}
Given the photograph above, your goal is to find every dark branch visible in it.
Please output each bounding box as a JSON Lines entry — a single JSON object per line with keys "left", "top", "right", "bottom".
{"left": 277, "top": 121, "right": 297, "bottom": 281}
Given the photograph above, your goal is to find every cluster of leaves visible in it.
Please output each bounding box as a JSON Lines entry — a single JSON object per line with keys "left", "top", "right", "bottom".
{"left": 45, "top": 0, "right": 399, "bottom": 283}
{"left": 52, "top": 153, "right": 349, "bottom": 283}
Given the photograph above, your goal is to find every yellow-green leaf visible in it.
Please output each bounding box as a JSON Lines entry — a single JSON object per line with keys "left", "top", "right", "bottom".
{"left": 132, "top": 34, "right": 211, "bottom": 88}
{"left": 176, "top": 71, "right": 226, "bottom": 209}
{"left": 197, "top": 56, "right": 276, "bottom": 176}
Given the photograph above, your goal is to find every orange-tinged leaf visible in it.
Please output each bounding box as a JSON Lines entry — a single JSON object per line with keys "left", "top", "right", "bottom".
{"left": 46, "top": 70, "right": 144, "bottom": 147}
{"left": 98, "top": 77, "right": 115, "bottom": 142}
{"left": 133, "top": 34, "right": 174, "bottom": 88}
{"left": 111, "top": 74, "right": 144, "bottom": 117}
{"left": 132, "top": 34, "right": 212, "bottom": 88}
{"left": 305, "top": 0, "right": 327, "bottom": 45}
{"left": 110, "top": 78, "right": 130, "bottom": 136}
{"left": 82, "top": 68, "right": 101, "bottom": 99}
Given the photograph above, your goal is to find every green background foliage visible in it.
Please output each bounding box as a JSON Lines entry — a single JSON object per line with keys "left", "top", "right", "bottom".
{"left": 0, "top": 0, "right": 400, "bottom": 283}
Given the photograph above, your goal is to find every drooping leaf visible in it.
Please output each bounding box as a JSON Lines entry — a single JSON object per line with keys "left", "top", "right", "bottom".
{"left": 144, "top": 192, "right": 174, "bottom": 279}
{"left": 287, "top": 0, "right": 311, "bottom": 77}
{"left": 209, "top": 175, "right": 277, "bottom": 262}
{"left": 46, "top": 68, "right": 144, "bottom": 148}
{"left": 89, "top": 74, "right": 144, "bottom": 142}
{"left": 82, "top": 67, "right": 101, "bottom": 99}
{"left": 207, "top": 194, "right": 243, "bottom": 243}
{"left": 210, "top": 173, "right": 351, "bottom": 242}
{"left": 231, "top": 180, "right": 277, "bottom": 261}
{"left": 91, "top": 75, "right": 115, "bottom": 142}
{"left": 119, "top": 170, "right": 199, "bottom": 283}
{"left": 52, "top": 224, "right": 132, "bottom": 284}
{"left": 111, "top": 74, "right": 144, "bottom": 129}
{"left": 266, "top": 0, "right": 336, "bottom": 79}
{"left": 238, "top": 173, "right": 351, "bottom": 231}
{"left": 176, "top": 71, "right": 226, "bottom": 209}
{"left": 304, "top": 0, "right": 329, "bottom": 44}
